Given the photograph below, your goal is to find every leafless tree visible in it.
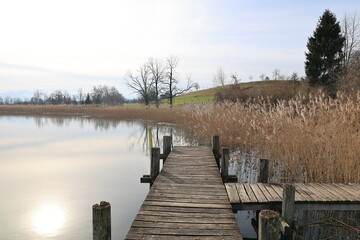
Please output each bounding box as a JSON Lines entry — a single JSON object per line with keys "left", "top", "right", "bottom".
{"left": 127, "top": 63, "right": 153, "bottom": 105}
{"left": 259, "top": 73, "right": 266, "bottom": 81}
{"left": 77, "top": 88, "right": 84, "bottom": 104}
{"left": 165, "top": 56, "right": 197, "bottom": 107}
{"left": 148, "top": 58, "right": 165, "bottom": 107}
{"left": 213, "top": 67, "right": 226, "bottom": 86}
{"left": 272, "top": 69, "right": 281, "bottom": 80}
{"left": 342, "top": 12, "right": 360, "bottom": 67}
{"left": 230, "top": 73, "right": 240, "bottom": 84}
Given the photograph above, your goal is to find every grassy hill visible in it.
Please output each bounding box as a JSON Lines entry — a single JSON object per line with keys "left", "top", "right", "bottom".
{"left": 173, "top": 80, "right": 300, "bottom": 105}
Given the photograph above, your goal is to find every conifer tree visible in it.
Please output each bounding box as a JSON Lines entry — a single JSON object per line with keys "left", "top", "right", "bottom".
{"left": 305, "top": 9, "right": 345, "bottom": 95}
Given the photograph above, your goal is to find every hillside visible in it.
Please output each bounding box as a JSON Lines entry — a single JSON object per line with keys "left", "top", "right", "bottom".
{"left": 173, "top": 80, "right": 300, "bottom": 105}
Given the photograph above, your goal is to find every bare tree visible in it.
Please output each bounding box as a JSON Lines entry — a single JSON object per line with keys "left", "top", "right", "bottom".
{"left": 78, "top": 88, "right": 84, "bottom": 104}
{"left": 259, "top": 73, "right": 266, "bottom": 81}
{"left": 165, "top": 56, "right": 197, "bottom": 107}
{"left": 230, "top": 73, "right": 239, "bottom": 84}
{"left": 272, "top": 69, "right": 281, "bottom": 80}
{"left": 127, "top": 63, "right": 153, "bottom": 105}
{"left": 148, "top": 58, "right": 165, "bottom": 107}
{"left": 342, "top": 12, "right": 360, "bottom": 67}
{"left": 213, "top": 67, "right": 226, "bottom": 86}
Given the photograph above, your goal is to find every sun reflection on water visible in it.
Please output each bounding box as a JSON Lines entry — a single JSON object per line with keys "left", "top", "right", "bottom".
{"left": 32, "top": 203, "right": 66, "bottom": 237}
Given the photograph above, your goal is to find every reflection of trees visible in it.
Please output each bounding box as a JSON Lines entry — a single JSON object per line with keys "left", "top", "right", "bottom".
{"left": 25, "top": 115, "right": 197, "bottom": 154}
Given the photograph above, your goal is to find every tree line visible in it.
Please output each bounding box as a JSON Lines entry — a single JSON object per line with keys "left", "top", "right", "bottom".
{"left": 0, "top": 85, "right": 125, "bottom": 105}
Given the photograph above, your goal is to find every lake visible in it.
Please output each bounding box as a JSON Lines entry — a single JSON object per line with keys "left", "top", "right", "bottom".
{"left": 0, "top": 115, "right": 187, "bottom": 240}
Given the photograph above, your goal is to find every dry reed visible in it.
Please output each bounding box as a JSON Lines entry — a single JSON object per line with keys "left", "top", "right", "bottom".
{"left": 177, "top": 93, "right": 360, "bottom": 184}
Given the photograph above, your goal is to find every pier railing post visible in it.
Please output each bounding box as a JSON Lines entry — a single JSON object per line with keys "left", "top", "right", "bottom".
{"left": 151, "top": 147, "right": 160, "bottom": 179}
{"left": 282, "top": 184, "right": 295, "bottom": 239}
{"left": 258, "top": 159, "right": 269, "bottom": 183}
{"left": 212, "top": 136, "right": 220, "bottom": 168}
{"left": 163, "top": 136, "right": 172, "bottom": 162}
{"left": 258, "top": 210, "right": 280, "bottom": 240}
{"left": 93, "top": 201, "right": 111, "bottom": 240}
{"left": 221, "top": 147, "right": 229, "bottom": 179}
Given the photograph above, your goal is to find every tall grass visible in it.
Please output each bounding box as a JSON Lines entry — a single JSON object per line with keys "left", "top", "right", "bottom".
{"left": 0, "top": 105, "right": 177, "bottom": 123}
{"left": 178, "top": 93, "right": 360, "bottom": 184}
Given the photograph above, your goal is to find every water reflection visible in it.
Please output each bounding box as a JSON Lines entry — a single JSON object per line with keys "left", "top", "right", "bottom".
{"left": 32, "top": 203, "right": 66, "bottom": 237}
{"left": 0, "top": 115, "right": 189, "bottom": 240}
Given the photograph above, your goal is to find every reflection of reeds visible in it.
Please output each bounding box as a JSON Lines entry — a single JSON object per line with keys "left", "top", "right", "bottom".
{"left": 301, "top": 210, "right": 360, "bottom": 239}
{"left": 1, "top": 93, "right": 360, "bottom": 183}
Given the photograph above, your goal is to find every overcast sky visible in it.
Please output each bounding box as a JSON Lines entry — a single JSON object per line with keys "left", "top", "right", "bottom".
{"left": 0, "top": 0, "right": 358, "bottom": 99}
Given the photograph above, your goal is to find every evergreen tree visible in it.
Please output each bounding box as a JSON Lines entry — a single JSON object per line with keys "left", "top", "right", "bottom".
{"left": 85, "top": 93, "right": 91, "bottom": 105}
{"left": 305, "top": 9, "right": 345, "bottom": 95}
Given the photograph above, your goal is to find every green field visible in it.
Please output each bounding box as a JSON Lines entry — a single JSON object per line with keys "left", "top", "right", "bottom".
{"left": 172, "top": 80, "right": 298, "bottom": 105}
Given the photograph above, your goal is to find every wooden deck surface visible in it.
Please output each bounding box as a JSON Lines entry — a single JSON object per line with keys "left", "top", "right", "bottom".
{"left": 125, "top": 146, "right": 243, "bottom": 240}
{"left": 226, "top": 183, "right": 360, "bottom": 211}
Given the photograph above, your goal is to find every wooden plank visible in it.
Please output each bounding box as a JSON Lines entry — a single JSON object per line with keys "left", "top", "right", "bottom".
{"left": 310, "top": 183, "right": 344, "bottom": 202}
{"left": 263, "top": 183, "right": 282, "bottom": 201}
{"left": 294, "top": 183, "right": 316, "bottom": 202}
{"left": 139, "top": 205, "right": 234, "bottom": 214}
{"left": 125, "top": 234, "right": 243, "bottom": 240}
{"left": 256, "top": 183, "right": 273, "bottom": 202}
{"left": 134, "top": 215, "right": 237, "bottom": 224}
{"left": 127, "top": 227, "right": 241, "bottom": 236}
{"left": 336, "top": 183, "right": 360, "bottom": 197}
{"left": 235, "top": 183, "right": 251, "bottom": 203}
{"left": 244, "top": 184, "right": 258, "bottom": 202}
{"left": 250, "top": 184, "right": 268, "bottom": 203}
{"left": 303, "top": 183, "right": 331, "bottom": 201}
{"left": 225, "top": 183, "right": 241, "bottom": 204}
{"left": 131, "top": 221, "right": 239, "bottom": 230}
{"left": 333, "top": 184, "right": 359, "bottom": 201}
{"left": 296, "top": 183, "right": 323, "bottom": 201}
{"left": 270, "top": 184, "right": 284, "bottom": 200}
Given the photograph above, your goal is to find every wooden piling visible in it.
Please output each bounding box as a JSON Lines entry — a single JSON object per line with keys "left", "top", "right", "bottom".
{"left": 221, "top": 147, "right": 229, "bottom": 178}
{"left": 258, "top": 159, "right": 269, "bottom": 183}
{"left": 93, "top": 201, "right": 111, "bottom": 240}
{"left": 212, "top": 136, "right": 220, "bottom": 168}
{"left": 163, "top": 136, "right": 172, "bottom": 162}
{"left": 150, "top": 147, "right": 160, "bottom": 179}
{"left": 282, "top": 184, "right": 295, "bottom": 239}
{"left": 258, "top": 210, "right": 280, "bottom": 240}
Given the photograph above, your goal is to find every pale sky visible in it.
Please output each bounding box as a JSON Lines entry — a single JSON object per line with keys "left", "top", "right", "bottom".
{"left": 0, "top": 0, "right": 358, "bottom": 99}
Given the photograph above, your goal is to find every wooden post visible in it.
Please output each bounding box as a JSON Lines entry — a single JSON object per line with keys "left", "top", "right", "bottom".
{"left": 212, "top": 136, "right": 220, "bottom": 168}
{"left": 258, "top": 159, "right": 269, "bottom": 183}
{"left": 163, "top": 136, "right": 172, "bottom": 162}
{"left": 150, "top": 147, "right": 160, "bottom": 179}
{"left": 258, "top": 210, "right": 280, "bottom": 240}
{"left": 221, "top": 147, "right": 229, "bottom": 178}
{"left": 282, "top": 184, "right": 295, "bottom": 239}
{"left": 93, "top": 201, "right": 111, "bottom": 240}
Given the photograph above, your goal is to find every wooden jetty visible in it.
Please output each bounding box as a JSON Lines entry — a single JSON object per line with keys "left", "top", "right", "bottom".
{"left": 225, "top": 183, "right": 360, "bottom": 211}
{"left": 125, "top": 146, "right": 243, "bottom": 240}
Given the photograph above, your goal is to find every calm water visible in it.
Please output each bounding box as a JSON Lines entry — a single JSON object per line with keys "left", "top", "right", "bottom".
{"left": 0, "top": 115, "right": 187, "bottom": 240}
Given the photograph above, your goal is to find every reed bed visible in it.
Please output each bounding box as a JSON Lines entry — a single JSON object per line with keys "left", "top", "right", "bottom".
{"left": 1, "top": 93, "right": 359, "bottom": 183}
{"left": 177, "top": 93, "right": 360, "bottom": 184}
{"left": 0, "top": 105, "right": 177, "bottom": 123}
